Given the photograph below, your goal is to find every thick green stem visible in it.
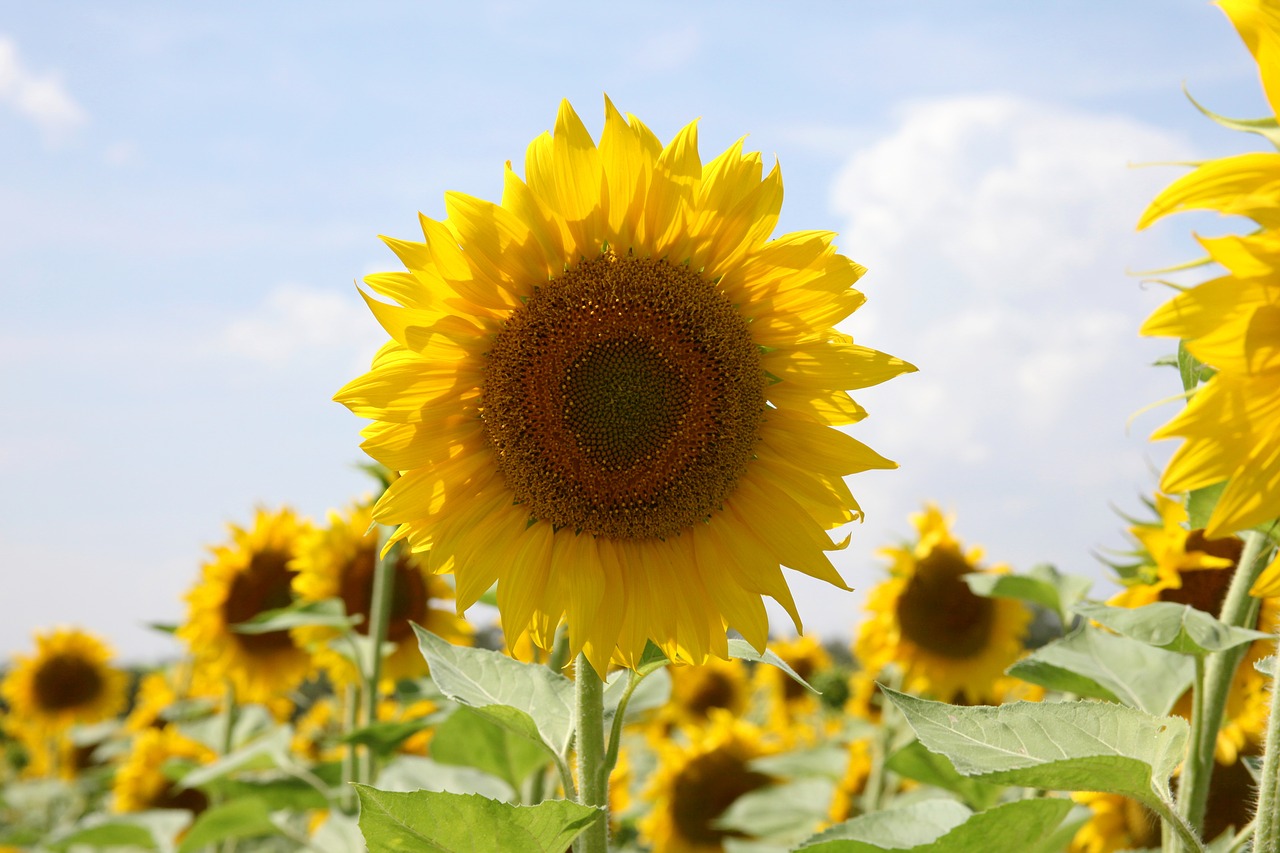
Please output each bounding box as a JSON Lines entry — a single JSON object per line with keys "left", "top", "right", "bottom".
{"left": 1176, "top": 654, "right": 1210, "bottom": 836}
{"left": 1178, "top": 529, "right": 1271, "bottom": 843}
{"left": 340, "top": 683, "right": 360, "bottom": 814}
{"left": 1151, "top": 795, "right": 1209, "bottom": 853}
{"left": 573, "top": 653, "right": 609, "bottom": 853}
{"left": 1254, "top": 638, "right": 1280, "bottom": 852}
{"left": 358, "top": 534, "right": 399, "bottom": 785}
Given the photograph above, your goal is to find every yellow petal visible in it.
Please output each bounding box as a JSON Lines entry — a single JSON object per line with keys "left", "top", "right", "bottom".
{"left": 1219, "top": 0, "right": 1280, "bottom": 119}
{"left": 1138, "top": 153, "right": 1280, "bottom": 229}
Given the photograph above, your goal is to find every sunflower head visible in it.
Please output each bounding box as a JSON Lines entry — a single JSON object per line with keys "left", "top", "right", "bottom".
{"left": 177, "top": 507, "right": 315, "bottom": 705}
{"left": 291, "top": 503, "right": 472, "bottom": 685}
{"left": 1, "top": 627, "right": 127, "bottom": 738}
{"left": 335, "top": 96, "right": 914, "bottom": 676}
{"left": 112, "top": 726, "right": 214, "bottom": 814}
{"left": 1070, "top": 792, "right": 1162, "bottom": 853}
{"left": 654, "top": 657, "right": 752, "bottom": 737}
{"left": 754, "top": 635, "right": 831, "bottom": 729}
{"left": 640, "top": 712, "right": 780, "bottom": 853}
{"left": 855, "top": 504, "right": 1031, "bottom": 704}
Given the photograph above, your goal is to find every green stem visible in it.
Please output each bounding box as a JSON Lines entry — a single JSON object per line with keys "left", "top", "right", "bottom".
{"left": 340, "top": 683, "right": 360, "bottom": 814}
{"left": 1254, "top": 639, "right": 1280, "bottom": 852}
{"left": 603, "top": 671, "right": 642, "bottom": 775}
{"left": 547, "top": 623, "right": 571, "bottom": 673}
{"left": 1176, "top": 654, "right": 1209, "bottom": 834}
{"left": 573, "top": 653, "right": 609, "bottom": 853}
{"left": 1150, "top": 795, "right": 1208, "bottom": 853}
{"left": 1178, "top": 529, "right": 1271, "bottom": 841}
{"left": 358, "top": 533, "right": 399, "bottom": 785}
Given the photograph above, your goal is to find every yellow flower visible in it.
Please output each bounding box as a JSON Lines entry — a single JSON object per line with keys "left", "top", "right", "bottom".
{"left": 291, "top": 694, "right": 437, "bottom": 762}
{"left": 854, "top": 505, "right": 1031, "bottom": 704}
{"left": 291, "top": 503, "right": 473, "bottom": 686}
{"left": 1, "top": 627, "right": 127, "bottom": 738}
{"left": 1070, "top": 793, "right": 1161, "bottom": 853}
{"left": 334, "top": 97, "right": 914, "bottom": 676}
{"left": 1139, "top": 0, "right": 1280, "bottom": 548}
{"left": 177, "top": 508, "right": 315, "bottom": 705}
{"left": 653, "top": 657, "right": 752, "bottom": 736}
{"left": 112, "top": 726, "right": 214, "bottom": 814}
{"left": 754, "top": 635, "right": 830, "bottom": 729}
{"left": 827, "top": 737, "right": 873, "bottom": 825}
{"left": 639, "top": 712, "right": 781, "bottom": 853}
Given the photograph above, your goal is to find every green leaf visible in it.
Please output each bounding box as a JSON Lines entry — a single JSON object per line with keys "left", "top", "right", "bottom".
{"left": 201, "top": 775, "right": 331, "bottom": 812}
{"left": 377, "top": 755, "right": 514, "bottom": 801}
{"left": 431, "top": 707, "right": 551, "bottom": 791}
{"left": 341, "top": 718, "right": 439, "bottom": 755}
{"left": 355, "top": 787, "right": 600, "bottom": 852}
{"left": 884, "top": 741, "right": 1004, "bottom": 811}
{"left": 602, "top": 666, "right": 671, "bottom": 729}
{"left": 176, "top": 724, "right": 293, "bottom": 790}
{"left": 637, "top": 640, "right": 671, "bottom": 675}
{"left": 964, "top": 564, "right": 1091, "bottom": 623}
{"left": 728, "top": 637, "right": 819, "bottom": 694}
{"left": 176, "top": 799, "right": 283, "bottom": 853}
{"left": 716, "top": 778, "right": 834, "bottom": 845}
{"left": 1188, "top": 481, "right": 1228, "bottom": 531}
{"left": 884, "top": 688, "right": 1187, "bottom": 802}
{"left": 414, "top": 626, "right": 575, "bottom": 757}
{"left": 145, "top": 622, "right": 180, "bottom": 636}
{"left": 749, "top": 743, "right": 851, "bottom": 781}
{"left": 798, "top": 797, "right": 1073, "bottom": 852}
{"left": 1007, "top": 625, "right": 1194, "bottom": 715}
{"left": 1074, "top": 602, "right": 1269, "bottom": 656}
{"left": 230, "top": 597, "right": 362, "bottom": 634}
{"left": 46, "top": 819, "right": 162, "bottom": 852}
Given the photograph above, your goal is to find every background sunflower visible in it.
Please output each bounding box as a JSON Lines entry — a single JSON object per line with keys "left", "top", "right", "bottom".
{"left": 0, "top": 627, "right": 127, "bottom": 737}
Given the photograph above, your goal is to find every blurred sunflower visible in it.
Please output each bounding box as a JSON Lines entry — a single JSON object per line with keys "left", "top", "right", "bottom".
{"left": 292, "top": 503, "right": 472, "bottom": 686}
{"left": 653, "top": 657, "right": 751, "bottom": 735}
{"left": 639, "top": 712, "right": 781, "bottom": 853}
{"left": 177, "top": 508, "right": 315, "bottom": 705}
{"left": 855, "top": 505, "right": 1031, "bottom": 704}
{"left": 1, "top": 627, "right": 127, "bottom": 737}
{"left": 754, "top": 635, "right": 829, "bottom": 729}
{"left": 1139, "top": 0, "right": 1280, "bottom": 545}
{"left": 112, "top": 726, "right": 213, "bottom": 814}
{"left": 335, "top": 96, "right": 914, "bottom": 675}
{"left": 291, "top": 694, "right": 437, "bottom": 762}
{"left": 827, "top": 737, "right": 873, "bottom": 825}
{"left": 1070, "top": 793, "right": 1161, "bottom": 853}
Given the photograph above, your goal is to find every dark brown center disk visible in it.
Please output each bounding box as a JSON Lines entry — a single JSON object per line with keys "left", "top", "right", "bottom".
{"left": 671, "top": 749, "right": 772, "bottom": 845}
{"left": 482, "top": 253, "right": 765, "bottom": 540}
{"left": 32, "top": 653, "right": 104, "bottom": 712}
{"left": 896, "top": 547, "right": 995, "bottom": 660}
{"left": 338, "top": 546, "right": 428, "bottom": 643}
{"left": 224, "top": 549, "right": 298, "bottom": 656}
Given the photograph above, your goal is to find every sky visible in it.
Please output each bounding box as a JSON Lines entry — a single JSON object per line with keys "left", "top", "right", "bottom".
{"left": 0, "top": 1, "right": 1271, "bottom": 664}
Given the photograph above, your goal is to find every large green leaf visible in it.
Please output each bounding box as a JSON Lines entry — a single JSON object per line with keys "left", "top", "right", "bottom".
{"left": 884, "top": 689, "right": 1187, "bottom": 802}
{"left": 376, "top": 755, "right": 514, "bottom": 801}
{"left": 884, "top": 741, "right": 1003, "bottom": 811}
{"left": 46, "top": 818, "right": 164, "bottom": 852}
{"left": 716, "top": 778, "right": 834, "bottom": 845}
{"left": 431, "top": 707, "right": 551, "bottom": 791}
{"left": 176, "top": 799, "right": 282, "bottom": 853}
{"left": 415, "top": 626, "right": 575, "bottom": 757}
{"left": 1007, "top": 625, "right": 1194, "bottom": 715}
{"left": 729, "top": 638, "right": 819, "bottom": 694}
{"left": 1075, "top": 602, "right": 1268, "bottom": 656}
{"left": 964, "top": 564, "right": 1091, "bottom": 623}
{"left": 176, "top": 724, "right": 294, "bottom": 790}
{"left": 797, "top": 798, "right": 1073, "bottom": 852}
{"left": 356, "top": 787, "right": 599, "bottom": 852}
{"left": 230, "top": 597, "right": 362, "bottom": 633}
{"left": 602, "top": 666, "right": 671, "bottom": 730}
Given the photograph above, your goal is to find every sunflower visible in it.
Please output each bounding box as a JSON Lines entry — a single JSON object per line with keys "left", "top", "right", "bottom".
{"left": 291, "top": 503, "right": 473, "bottom": 686}
{"left": 826, "top": 737, "right": 873, "bottom": 825}
{"left": 639, "top": 711, "right": 781, "bottom": 853}
{"left": 1, "top": 627, "right": 127, "bottom": 739}
{"left": 754, "top": 635, "right": 830, "bottom": 729}
{"left": 1070, "top": 792, "right": 1162, "bottom": 853}
{"left": 652, "top": 657, "right": 752, "bottom": 737}
{"left": 177, "top": 508, "right": 315, "bottom": 705}
{"left": 1139, "top": 0, "right": 1280, "bottom": 547}
{"left": 334, "top": 97, "right": 914, "bottom": 675}
{"left": 112, "top": 726, "right": 214, "bottom": 814}
{"left": 855, "top": 505, "right": 1031, "bottom": 704}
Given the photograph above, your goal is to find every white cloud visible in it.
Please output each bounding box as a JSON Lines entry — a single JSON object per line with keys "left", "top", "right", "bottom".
{"left": 221, "top": 283, "right": 384, "bottom": 366}
{"left": 0, "top": 35, "right": 87, "bottom": 142}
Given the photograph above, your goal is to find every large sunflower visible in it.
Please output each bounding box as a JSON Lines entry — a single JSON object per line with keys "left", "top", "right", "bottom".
{"left": 334, "top": 97, "right": 914, "bottom": 675}
{"left": 1, "top": 627, "right": 127, "bottom": 736}
{"left": 639, "top": 712, "right": 781, "bottom": 853}
{"left": 1139, "top": 0, "right": 1280, "bottom": 546}
{"left": 178, "top": 508, "right": 315, "bottom": 705}
{"left": 855, "top": 505, "right": 1031, "bottom": 704}
{"left": 291, "top": 503, "right": 472, "bottom": 686}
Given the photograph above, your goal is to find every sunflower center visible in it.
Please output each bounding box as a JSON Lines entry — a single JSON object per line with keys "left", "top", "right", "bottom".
{"left": 1157, "top": 530, "right": 1243, "bottom": 615}
{"left": 671, "top": 749, "right": 773, "bottom": 845}
{"left": 224, "top": 548, "right": 298, "bottom": 656}
{"left": 686, "top": 671, "right": 740, "bottom": 719}
{"left": 896, "top": 547, "right": 994, "bottom": 659}
{"left": 339, "top": 546, "right": 428, "bottom": 643}
{"left": 32, "top": 653, "right": 104, "bottom": 711}
{"left": 482, "top": 253, "right": 765, "bottom": 540}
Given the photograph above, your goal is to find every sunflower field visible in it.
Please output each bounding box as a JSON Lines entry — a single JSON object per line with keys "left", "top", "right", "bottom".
{"left": 7, "top": 2, "right": 1280, "bottom": 852}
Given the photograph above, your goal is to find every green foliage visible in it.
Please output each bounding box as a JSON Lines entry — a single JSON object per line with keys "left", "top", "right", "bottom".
{"left": 414, "top": 625, "right": 575, "bottom": 757}
{"left": 883, "top": 688, "right": 1187, "bottom": 803}
{"left": 884, "top": 741, "right": 1004, "bottom": 811}
{"left": 1074, "top": 602, "right": 1269, "bottom": 656}
{"left": 376, "top": 755, "right": 515, "bottom": 801}
{"left": 796, "top": 798, "right": 1075, "bottom": 852}
{"left": 431, "top": 707, "right": 552, "bottom": 791}
{"left": 729, "top": 637, "right": 820, "bottom": 694}
{"left": 964, "top": 563, "right": 1091, "bottom": 624}
{"left": 716, "top": 778, "right": 837, "bottom": 847}
{"left": 355, "top": 787, "right": 600, "bottom": 852}
{"left": 1187, "top": 481, "right": 1228, "bottom": 531}
{"left": 230, "top": 597, "right": 363, "bottom": 633}
{"left": 1008, "top": 624, "right": 1194, "bottom": 715}
{"left": 176, "top": 799, "right": 283, "bottom": 853}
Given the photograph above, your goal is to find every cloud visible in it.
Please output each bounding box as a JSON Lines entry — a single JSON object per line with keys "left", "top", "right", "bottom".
{"left": 794, "top": 95, "right": 1196, "bottom": 640}
{"left": 0, "top": 35, "right": 87, "bottom": 142}
{"left": 221, "top": 283, "right": 384, "bottom": 367}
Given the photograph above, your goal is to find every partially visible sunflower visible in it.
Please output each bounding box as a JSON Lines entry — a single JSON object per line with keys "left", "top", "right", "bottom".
{"left": 1138, "top": 0, "right": 1280, "bottom": 551}
{"left": 1, "top": 627, "right": 127, "bottom": 738}
{"left": 335, "top": 96, "right": 915, "bottom": 676}
{"left": 639, "top": 712, "right": 782, "bottom": 853}
{"left": 291, "top": 503, "right": 473, "bottom": 686}
{"left": 652, "top": 657, "right": 751, "bottom": 736}
{"left": 855, "top": 505, "right": 1031, "bottom": 704}
{"left": 826, "top": 737, "right": 873, "bottom": 825}
{"left": 112, "top": 726, "right": 214, "bottom": 814}
{"left": 754, "top": 635, "right": 829, "bottom": 729}
{"left": 291, "top": 694, "right": 437, "bottom": 762}
{"left": 1070, "top": 792, "right": 1162, "bottom": 853}
{"left": 178, "top": 508, "right": 315, "bottom": 705}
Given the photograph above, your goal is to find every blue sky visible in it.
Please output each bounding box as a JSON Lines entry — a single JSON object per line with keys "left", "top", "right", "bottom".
{"left": 0, "top": 2, "right": 1269, "bottom": 662}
